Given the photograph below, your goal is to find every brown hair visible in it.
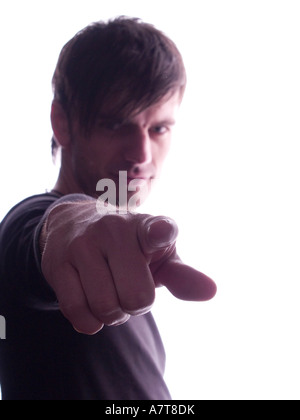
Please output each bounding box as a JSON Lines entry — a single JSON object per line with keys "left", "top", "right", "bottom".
{"left": 51, "top": 16, "right": 186, "bottom": 154}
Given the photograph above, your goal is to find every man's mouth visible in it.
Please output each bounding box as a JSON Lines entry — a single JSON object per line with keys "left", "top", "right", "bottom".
{"left": 127, "top": 176, "right": 149, "bottom": 185}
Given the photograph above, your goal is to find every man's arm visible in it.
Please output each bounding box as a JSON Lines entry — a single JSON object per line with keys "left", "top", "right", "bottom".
{"left": 40, "top": 198, "right": 217, "bottom": 335}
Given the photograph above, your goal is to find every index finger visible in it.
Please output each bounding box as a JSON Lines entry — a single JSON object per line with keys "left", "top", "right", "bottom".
{"left": 153, "top": 253, "right": 217, "bottom": 301}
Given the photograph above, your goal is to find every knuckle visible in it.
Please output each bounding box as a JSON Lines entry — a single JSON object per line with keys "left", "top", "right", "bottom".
{"left": 89, "top": 299, "right": 115, "bottom": 318}
{"left": 87, "top": 297, "right": 125, "bottom": 326}
{"left": 59, "top": 301, "right": 104, "bottom": 335}
{"left": 59, "top": 300, "right": 84, "bottom": 321}
{"left": 121, "top": 289, "right": 155, "bottom": 315}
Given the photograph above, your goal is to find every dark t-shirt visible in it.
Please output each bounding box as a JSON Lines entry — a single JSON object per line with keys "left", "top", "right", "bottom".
{"left": 0, "top": 193, "right": 171, "bottom": 400}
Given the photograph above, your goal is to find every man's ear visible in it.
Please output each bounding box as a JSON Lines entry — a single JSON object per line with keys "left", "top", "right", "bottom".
{"left": 51, "top": 100, "right": 71, "bottom": 149}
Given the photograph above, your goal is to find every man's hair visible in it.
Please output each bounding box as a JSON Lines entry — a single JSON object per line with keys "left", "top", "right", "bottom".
{"left": 51, "top": 16, "right": 187, "bottom": 155}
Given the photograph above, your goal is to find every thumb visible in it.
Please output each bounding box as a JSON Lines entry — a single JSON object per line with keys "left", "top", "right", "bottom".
{"left": 137, "top": 216, "right": 179, "bottom": 258}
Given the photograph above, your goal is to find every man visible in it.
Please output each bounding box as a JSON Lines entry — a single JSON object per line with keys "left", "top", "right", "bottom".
{"left": 0, "top": 17, "right": 216, "bottom": 400}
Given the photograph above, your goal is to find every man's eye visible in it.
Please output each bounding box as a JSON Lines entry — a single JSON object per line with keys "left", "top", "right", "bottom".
{"left": 151, "top": 126, "right": 168, "bottom": 135}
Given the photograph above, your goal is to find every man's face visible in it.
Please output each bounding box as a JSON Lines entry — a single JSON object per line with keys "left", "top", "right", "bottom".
{"left": 68, "top": 92, "right": 181, "bottom": 205}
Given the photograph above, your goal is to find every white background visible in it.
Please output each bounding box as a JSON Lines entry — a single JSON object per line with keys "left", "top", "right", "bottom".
{"left": 1, "top": 0, "right": 300, "bottom": 400}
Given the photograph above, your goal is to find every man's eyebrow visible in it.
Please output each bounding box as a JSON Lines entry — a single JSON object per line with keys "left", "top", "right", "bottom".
{"left": 154, "top": 118, "right": 176, "bottom": 126}
{"left": 120, "top": 118, "right": 177, "bottom": 127}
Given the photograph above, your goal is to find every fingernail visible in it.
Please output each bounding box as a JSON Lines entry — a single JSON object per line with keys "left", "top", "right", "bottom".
{"left": 146, "top": 217, "right": 178, "bottom": 249}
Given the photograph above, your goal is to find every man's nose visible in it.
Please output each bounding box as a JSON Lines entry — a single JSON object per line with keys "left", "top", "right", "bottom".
{"left": 124, "top": 128, "right": 152, "bottom": 165}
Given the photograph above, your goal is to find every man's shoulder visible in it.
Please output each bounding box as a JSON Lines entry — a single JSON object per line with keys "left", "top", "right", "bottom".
{"left": 7, "top": 192, "right": 61, "bottom": 213}
{"left": 0, "top": 193, "right": 62, "bottom": 312}
{"left": 2, "top": 192, "right": 60, "bottom": 219}
{"left": 0, "top": 192, "right": 61, "bottom": 236}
